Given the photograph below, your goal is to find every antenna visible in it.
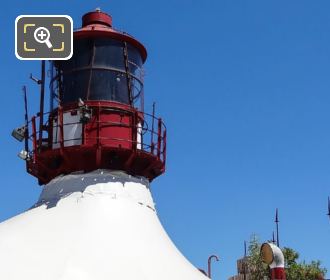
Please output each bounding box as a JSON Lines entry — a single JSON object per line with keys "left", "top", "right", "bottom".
{"left": 272, "top": 231, "right": 276, "bottom": 244}
{"left": 275, "top": 208, "right": 280, "bottom": 247}
{"left": 38, "top": 61, "right": 46, "bottom": 151}
{"left": 327, "top": 196, "right": 330, "bottom": 220}
{"left": 23, "top": 86, "right": 29, "bottom": 152}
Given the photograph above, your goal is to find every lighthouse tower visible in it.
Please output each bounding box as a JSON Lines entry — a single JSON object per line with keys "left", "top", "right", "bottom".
{"left": 1, "top": 10, "right": 210, "bottom": 280}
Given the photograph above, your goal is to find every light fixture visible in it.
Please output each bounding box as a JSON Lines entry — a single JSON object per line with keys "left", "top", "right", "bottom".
{"left": 80, "top": 107, "right": 92, "bottom": 124}
{"left": 78, "top": 98, "right": 85, "bottom": 107}
{"left": 11, "top": 126, "right": 26, "bottom": 142}
{"left": 17, "top": 150, "right": 30, "bottom": 161}
{"left": 77, "top": 98, "right": 91, "bottom": 123}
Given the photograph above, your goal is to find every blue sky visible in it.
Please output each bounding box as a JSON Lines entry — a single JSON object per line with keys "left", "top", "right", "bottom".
{"left": 1, "top": 0, "right": 330, "bottom": 279}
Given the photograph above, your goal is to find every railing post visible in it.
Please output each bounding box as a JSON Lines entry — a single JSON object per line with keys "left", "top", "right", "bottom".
{"left": 23, "top": 86, "right": 29, "bottom": 153}
{"left": 157, "top": 118, "right": 162, "bottom": 159}
{"left": 58, "top": 106, "right": 64, "bottom": 151}
{"left": 151, "top": 102, "right": 155, "bottom": 154}
{"left": 162, "top": 129, "right": 167, "bottom": 165}
{"left": 96, "top": 104, "right": 101, "bottom": 166}
{"left": 132, "top": 111, "right": 138, "bottom": 151}
{"left": 31, "top": 116, "right": 37, "bottom": 162}
{"left": 48, "top": 114, "right": 53, "bottom": 148}
{"left": 97, "top": 104, "right": 100, "bottom": 148}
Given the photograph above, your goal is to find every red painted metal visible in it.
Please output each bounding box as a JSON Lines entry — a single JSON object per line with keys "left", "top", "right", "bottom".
{"left": 21, "top": 10, "right": 165, "bottom": 184}
{"left": 26, "top": 103, "right": 166, "bottom": 184}
{"left": 163, "top": 129, "right": 167, "bottom": 166}
{"left": 270, "top": 267, "right": 286, "bottom": 280}
{"left": 157, "top": 118, "right": 162, "bottom": 159}
{"left": 74, "top": 11, "right": 147, "bottom": 62}
{"left": 82, "top": 10, "right": 112, "bottom": 27}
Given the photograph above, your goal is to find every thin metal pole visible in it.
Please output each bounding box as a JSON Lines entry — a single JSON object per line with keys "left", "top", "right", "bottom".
{"left": 207, "top": 255, "right": 219, "bottom": 279}
{"left": 151, "top": 102, "right": 155, "bottom": 154}
{"left": 38, "top": 60, "right": 46, "bottom": 151}
{"left": 327, "top": 196, "right": 330, "bottom": 220}
{"left": 157, "top": 118, "right": 162, "bottom": 159}
{"left": 23, "top": 86, "right": 29, "bottom": 152}
{"left": 272, "top": 231, "right": 276, "bottom": 244}
{"left": 31, "top": 116, "right": 37, "bottom": 162}
{"left": 123, "top": 41, "right": 132, "bottom": 104}
{"left": 275, "top": 208, "right": 280, "bottom": 247}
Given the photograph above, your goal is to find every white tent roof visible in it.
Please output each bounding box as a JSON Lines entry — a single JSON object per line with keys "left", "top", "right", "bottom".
{"left": 0, "top": 170, "right": 209, "bottom": 280}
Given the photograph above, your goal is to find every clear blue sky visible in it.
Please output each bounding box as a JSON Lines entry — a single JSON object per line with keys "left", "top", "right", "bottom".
{"left": 1, "top": 1, "right": 330, "bottom": 279}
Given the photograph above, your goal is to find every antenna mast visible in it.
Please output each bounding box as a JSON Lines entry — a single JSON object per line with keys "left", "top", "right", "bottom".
{"left": 275, "top": 208, "right": 280, "bottom": 247}
{"left": 327, "top": 197, "right": 330, "bottom": 220}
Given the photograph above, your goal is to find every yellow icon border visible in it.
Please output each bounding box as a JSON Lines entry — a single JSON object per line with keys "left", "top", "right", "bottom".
{"left": 23, "top": 23, "right": 66, "bottom": 52}
{"left": 15, "top": 15, "right": 73, "bottom": 60}
{"left": 23, "top": 42, "right": 35, "bottom": 52}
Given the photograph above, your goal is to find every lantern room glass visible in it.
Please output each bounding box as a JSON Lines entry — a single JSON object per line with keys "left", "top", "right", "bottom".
{"left": 50, "top": 38, "right": 144, "bottom": 110}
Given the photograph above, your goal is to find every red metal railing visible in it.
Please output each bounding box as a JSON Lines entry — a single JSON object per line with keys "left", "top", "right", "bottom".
{"left": 27, "top": 105, "right": 166, "bottom": 165}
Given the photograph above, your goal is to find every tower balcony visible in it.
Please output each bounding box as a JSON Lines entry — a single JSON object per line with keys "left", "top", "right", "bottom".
{"left": 25, "top": 101, "right": 166, "bottom": 184}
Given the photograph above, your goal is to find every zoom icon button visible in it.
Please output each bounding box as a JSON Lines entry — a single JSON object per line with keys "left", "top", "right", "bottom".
{"left": 15, "top": 15, "right": 73, "bottom": 60}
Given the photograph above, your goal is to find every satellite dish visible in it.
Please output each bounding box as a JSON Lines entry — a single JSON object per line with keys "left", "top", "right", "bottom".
{"left": 260, "top": 243, "right": 274, "bottom": 264}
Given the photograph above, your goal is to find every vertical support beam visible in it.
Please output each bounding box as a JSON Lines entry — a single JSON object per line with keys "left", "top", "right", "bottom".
{"left": 151, "top": 102, "right": 155, "bottom": 154}
{"left": 96, "top": 104, "right": 100, "bottom": 148}
{"left": 95, "top": 104, "right": 101, "bottom": 167}
{"left": 272, "top": 231, "right": 276, "bottom": 243}
{"left": 123, "top": 41, "right": 133, "bottom": 104}
{"left": 162, "top": 129, "right": 167, "bottom": 164}
{"left": 38, "top": 60, "right": 46, "bottom": 151}
{"left": 31, "top": 116, "right": 37, "bottom": 162}
{"left": 58, "top": 106, "right": 64, "bottom": 152}
{"left": 157, "top": 118, "right": 162, "bottom": 159}
{"left": 86, "top": 41, "right": 96, "bottom": 100}
{"left": 275, "top": 208, "right": 280, "bottom": 247}
{"left": 23, "top": 86, "right": 29, "bottom": 153}
{"left": 132, "top": 111, "right": 138, "bottom": 151}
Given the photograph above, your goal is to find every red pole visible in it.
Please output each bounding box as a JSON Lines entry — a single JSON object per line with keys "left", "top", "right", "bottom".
{"left": 157, "top": 118, "right": 162, "bottom": 159}
{"left": 162, "top": 129, "right": 167, "bottom": 164}
{"left": 151, "top": 102, "right": 155, "bottom": 154}
{"left": 96, "top": 105, "right": 100, "bottom": 148}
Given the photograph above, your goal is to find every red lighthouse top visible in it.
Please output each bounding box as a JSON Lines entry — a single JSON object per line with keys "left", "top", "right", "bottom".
{"left": 82, "top": 10, "right": 113, "bottom": 27}
{"left": 16, "top": 10, "right": 166, "bottom": 185}
{"left": 75, "top": 10, "right": 147, "bottom": 62}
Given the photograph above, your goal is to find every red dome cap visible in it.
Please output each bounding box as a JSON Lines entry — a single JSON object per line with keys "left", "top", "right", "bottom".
{"left": 82, "top": 9, "right": 112, "bottom": 27}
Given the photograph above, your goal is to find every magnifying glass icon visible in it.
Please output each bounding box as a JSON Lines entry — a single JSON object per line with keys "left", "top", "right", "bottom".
{"left": 34, "top": 27, "right": 53, "bottom": 49}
